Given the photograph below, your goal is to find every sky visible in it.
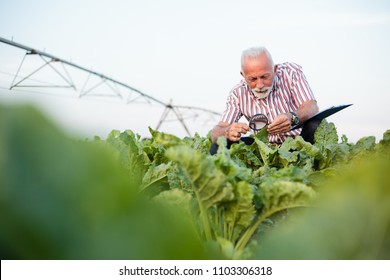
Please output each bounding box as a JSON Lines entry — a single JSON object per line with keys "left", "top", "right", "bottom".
{"left": 0, "top": 0, "right": 389, "bottom": 142}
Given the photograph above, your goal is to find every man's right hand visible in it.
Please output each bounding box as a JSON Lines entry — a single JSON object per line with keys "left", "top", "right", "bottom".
{"left": 212, "top": 121, "right": 250, "bottom": 142}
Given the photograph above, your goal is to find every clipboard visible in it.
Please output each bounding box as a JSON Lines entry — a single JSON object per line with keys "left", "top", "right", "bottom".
{"left": 290, "top": 104, "right": 353, "bottom": 130}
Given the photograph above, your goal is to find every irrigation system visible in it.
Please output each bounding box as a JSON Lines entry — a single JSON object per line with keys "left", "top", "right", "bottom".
{"left": 0, "top": 36, "right": 221, "bottom": 136}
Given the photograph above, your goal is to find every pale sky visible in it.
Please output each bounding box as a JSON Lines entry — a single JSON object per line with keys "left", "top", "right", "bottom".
{"left": 1, "top": 0, "right": 389, "bottom": 142}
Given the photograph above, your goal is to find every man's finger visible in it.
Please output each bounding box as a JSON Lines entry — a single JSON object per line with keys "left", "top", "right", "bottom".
{"left": 233, "top": 122, "right": 250, "bottom": 130}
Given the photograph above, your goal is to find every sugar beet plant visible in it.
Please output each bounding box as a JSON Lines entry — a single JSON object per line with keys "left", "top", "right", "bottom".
{"left": 103, "top": 121, "right": 390, "bottom": 259}
{"left": 1, "top": 105, "right": 389, "bottom": 259}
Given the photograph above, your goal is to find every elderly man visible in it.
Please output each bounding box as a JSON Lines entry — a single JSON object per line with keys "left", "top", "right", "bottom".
{"left": 210, "top": 47, "right": 319, "bottom": 154}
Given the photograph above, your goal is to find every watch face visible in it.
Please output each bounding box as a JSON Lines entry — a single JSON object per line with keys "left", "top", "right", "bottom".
{"left": 291, "top": 112, "right": 299, "bottom": 125}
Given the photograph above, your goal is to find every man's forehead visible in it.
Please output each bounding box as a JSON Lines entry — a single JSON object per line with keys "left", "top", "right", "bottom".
{"left": 243, "top": 64, "right": 273, "bottom": 77}
{"left": 243, "top": 56, "right": 272, "bottom": 71}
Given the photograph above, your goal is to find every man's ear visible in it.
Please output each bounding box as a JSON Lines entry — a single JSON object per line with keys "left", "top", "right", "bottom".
{"left": 274, "top": 65, "right": 278, "bottom": 72}
{"left": 240, "top": 71, "right": 244, "bottom": 78}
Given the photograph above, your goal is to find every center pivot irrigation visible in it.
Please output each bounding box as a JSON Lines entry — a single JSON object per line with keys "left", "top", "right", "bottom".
{"left": 0, "top": 36, "right": 221, "bottom": 136}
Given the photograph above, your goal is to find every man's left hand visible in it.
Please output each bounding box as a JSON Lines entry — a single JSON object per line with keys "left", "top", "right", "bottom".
{"left": 267, "top": 113, "right": 291, "bottom": 135}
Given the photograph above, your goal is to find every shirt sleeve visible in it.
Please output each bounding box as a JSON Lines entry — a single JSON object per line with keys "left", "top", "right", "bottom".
{"left": 288, "top": 63, "right": 316, "bottom": 109}
{"left": 221, "top": 89, "right": 242, "bottom": 123}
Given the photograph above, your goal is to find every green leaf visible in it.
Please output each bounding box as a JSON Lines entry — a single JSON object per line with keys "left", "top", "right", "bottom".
{"left": 314, "top": 120, "right": 338, "bottom": 145}
{"left": 277, "top": 148, "right": 299, "bottom": 167}
{"left": 236, "top": 180, "right": 315, "bottom": 251}
{"left": 379, "top": 130, "right": 390, "bottom": 146}
{"left": 376, "top": 130, "right": 390, "bottom": 154}
{"left": 351, "top": 136, "right": 376, "bottom": 156}
{"left": 272, "top": 136, "right": 320, "bottom": 169}
{"left": 216, "top": 237, "right": 238, "bottom": 259}
{"left": 257, "top": 164, "right": 314, "bottom": 186}
{"left": 254, "top": 127, "right": 269, "bottom": 143}
{"left": 106, "top": 129, "right": 148, "bottom": 186}
{"left": 152, "top": 188, "right": 192, "bottom": 214}
{"left": 230, "top": 141, "right": 262, "bottom": 170}
{"left": 165, "top": 145, "right": 235, "bottom": 240}
{"left": 213, "top": 137, "right": 252, "bottom": 182}
{"left": 313, "top": 121, "right": 343, "bottom": 170}
{"left": 281, "top": 136, "right": 320, "bottom": 158}
{"left": 148, "top": 127, "right": 184, "bottom": 148}
{"left": 254, "top": 138, "right": 277, "bottom": 166}
{"left": 258, "top": 181, "right": 315, "bottom": 214}
{"left": 185, "top": 132, "right": 212, "bottom": 154}
{"left": 140, "top": 163, "right": 171, "bottom": 193}
{"left": 223, "top": 181, "right": 256, "bottom": 242}
{"left": 167, "top": 162, "right": 192, "bottom": 192}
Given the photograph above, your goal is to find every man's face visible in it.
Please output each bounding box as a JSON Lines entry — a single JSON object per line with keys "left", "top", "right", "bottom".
{"left": 241, "top": 53, "right": 275, "bottom": 99}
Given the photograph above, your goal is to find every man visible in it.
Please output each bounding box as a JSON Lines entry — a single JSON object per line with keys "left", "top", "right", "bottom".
{"left": 210, "top": 47, "right": 319, "bottom": 154}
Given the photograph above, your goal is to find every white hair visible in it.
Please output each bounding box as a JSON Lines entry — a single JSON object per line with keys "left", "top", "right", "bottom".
{"left": 241, "top": 46, "right": 274, "bottom": 70}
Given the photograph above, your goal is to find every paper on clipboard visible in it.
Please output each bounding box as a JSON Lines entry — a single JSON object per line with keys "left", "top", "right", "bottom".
{"left": 290, "top": 104, "right": 353, "bottom": 130}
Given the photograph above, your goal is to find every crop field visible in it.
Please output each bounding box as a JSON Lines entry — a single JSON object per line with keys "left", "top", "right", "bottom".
{"left": 1, "top": 105, "right": 389, "bottom": 259}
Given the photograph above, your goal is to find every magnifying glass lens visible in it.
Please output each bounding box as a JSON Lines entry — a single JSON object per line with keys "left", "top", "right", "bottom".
{"left": 254, "top": 121, "right": 267, "bottom": 129}
{"left": 249, "top": 114, "right": 268, "bottom": 131}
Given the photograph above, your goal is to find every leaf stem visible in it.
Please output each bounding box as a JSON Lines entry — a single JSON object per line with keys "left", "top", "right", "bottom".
{"left": 235, "top": 204, "right": 308, "bottom": 251}
{"left": 194, "top": 187, "right": 212, "bottom": 241}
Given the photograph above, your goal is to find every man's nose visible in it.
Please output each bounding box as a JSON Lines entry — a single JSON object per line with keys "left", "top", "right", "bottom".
{"left": 256, "top": 80, "right": 264, "bottom": 88}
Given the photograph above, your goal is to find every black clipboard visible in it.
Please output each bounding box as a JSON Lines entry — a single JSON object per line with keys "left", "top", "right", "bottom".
{"left": 290, "top": 104, "right": 353, "bottom": 130}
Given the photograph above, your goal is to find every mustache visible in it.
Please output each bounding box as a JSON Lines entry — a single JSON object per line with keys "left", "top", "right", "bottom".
{"left": 253, "top": 87, "right": 271, "bottom": 93}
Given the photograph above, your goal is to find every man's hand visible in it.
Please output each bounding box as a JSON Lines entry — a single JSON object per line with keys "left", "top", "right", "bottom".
{"left": 267, "top": 113, "right": 291, "bottom": 135}
{"left": 267, "top": 100, "right": 319, "bottom": 135}
{"left": 224, "top": 122, "right": 250, "bottom": 142}
{"left": 211, "top": 121, "right": 249, "bottom": 142}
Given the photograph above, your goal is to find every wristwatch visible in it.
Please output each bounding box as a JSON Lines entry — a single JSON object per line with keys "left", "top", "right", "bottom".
{"left": 290, "top": 112, "right": 299, "bottom": 125}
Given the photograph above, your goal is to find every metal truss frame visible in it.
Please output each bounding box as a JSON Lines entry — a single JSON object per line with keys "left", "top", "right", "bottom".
{"left": 0, "top": 37, "right": 221, "bottom": 136}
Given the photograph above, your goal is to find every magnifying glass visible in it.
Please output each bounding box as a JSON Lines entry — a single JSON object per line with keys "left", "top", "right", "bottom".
{"left": 249, "top": 113, "right": 269, "bottom": 132}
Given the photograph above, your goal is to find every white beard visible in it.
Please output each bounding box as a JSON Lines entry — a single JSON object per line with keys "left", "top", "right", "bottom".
{"left": 252, "top": 86, "right": 272, "bottom": 99}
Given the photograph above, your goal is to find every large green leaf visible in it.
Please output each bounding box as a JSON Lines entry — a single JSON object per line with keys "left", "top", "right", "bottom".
{"left": 165, "top": 146, "right": 234, "bottom": 209}
{"left": 379, "top": 130, "right": 390, "bottom": 146}
{"left": 275, "top": 136, "right": 319, "bottom": 168}
{"left": 314, "top": 120, "right": 338, "bottom": 146}
{"left": 351, "top": 136, "right": 376, "bottom": 156}
{"left": 105, "top": 129, "right": 148, "bottom": 186}
{"left": 167, "top": 162, "right": 192, "bottom": 192}
{"left": 148, "top": 127, "right": 184, "bottom": 148}
{"left": 235, "top": 180, "right": 315, "bottom": 251}
{"left": 213, "top": 137, "right": 252, "bottom": 182}
{"left": 254, "top": 138, "right": 277, "bottom": 166}
{"left": 139, "top": 163, "right": 172, "bottom": 197}
{"left": 152, "top": 188, "right": 193, "bottom": 214}
{"left": 165, "top": 145, "right": 235, "bottom": 240}
{"left": 222, "top": 181, "right": 256, "bottom": 242}
{"left": 0, "top": 105, "right": 208, "bottom": 260}
{"left": 184, "top": 132, "right": 212, "bottom": 154}
{"left": 230, "top": 141, "right": 262, "bottom": 170}
{"left": 258, "top": 181, "right": 316, "bottom": 214}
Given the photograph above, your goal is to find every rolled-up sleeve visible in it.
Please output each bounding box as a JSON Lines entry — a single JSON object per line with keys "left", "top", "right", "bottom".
{"left": 289, "top": 63, "right": 316, "bottom": 109}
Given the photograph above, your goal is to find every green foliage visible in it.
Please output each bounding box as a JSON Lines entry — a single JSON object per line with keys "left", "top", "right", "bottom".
{"left": 165, "top": 145, "right": 235, "bottom": 241}
{"left": 0, "top": 105, "right": 208, "bottom": 259}
{"left": 1, "top": 104, "right": 389, "bottom": 260}
{"left": 253, "top": 146, "right": 390, "bottom": 259}
{"left": 314, "top": 119, "right": 338, "bottom": 145}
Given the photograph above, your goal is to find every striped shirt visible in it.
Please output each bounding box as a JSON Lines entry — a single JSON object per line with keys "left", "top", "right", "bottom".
{"left": 221, "top": 62, "right": 316, "bottom": 144}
